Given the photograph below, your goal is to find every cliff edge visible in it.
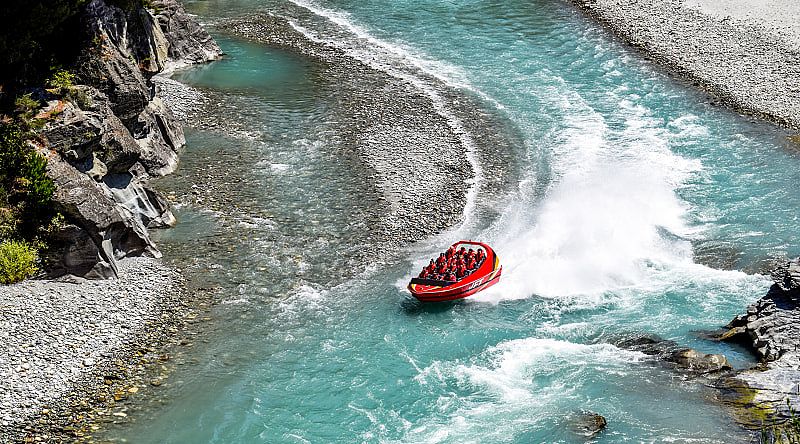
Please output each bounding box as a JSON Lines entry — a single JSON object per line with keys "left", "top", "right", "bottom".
{"left": 35, "top": 0, "right": 221, "bottom": 278}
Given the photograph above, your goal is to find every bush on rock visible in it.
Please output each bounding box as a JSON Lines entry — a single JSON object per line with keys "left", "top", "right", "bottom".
{"left": 0, "top": 239, "right": 38, "bottom": 284}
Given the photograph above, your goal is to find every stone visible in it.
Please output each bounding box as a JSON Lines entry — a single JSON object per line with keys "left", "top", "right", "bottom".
{"left": 614, "top": 333, "right": 732, "bottom": 374}
{"left": 666, "top": 349, "right": 732, "bottom": 373}
{"left": 567, "top": 411, "right": 607, "bottom": 438}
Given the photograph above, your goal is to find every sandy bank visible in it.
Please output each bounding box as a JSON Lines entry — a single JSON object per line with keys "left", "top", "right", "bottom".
{"left": 0, "top": 258, "right": 185, "bottom": 442}
{"left": 571, "top": 0, "right": 800, "bottom": 129}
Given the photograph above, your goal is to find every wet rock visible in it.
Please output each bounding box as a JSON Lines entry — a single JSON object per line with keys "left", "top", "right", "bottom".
{"left": 667, "top": 349, "right": 731, "bottom": 374}
{"left": 567, "top": 411, "right": 607, "bottom": 439}
{"left": 614, "top": 333, "right": 732, "bottom": 374}
{"left": 718, "top": 259, "right": 800, "bottom": 364}
{"left": 715, "top": 258, "right": 800, "bottom": 423}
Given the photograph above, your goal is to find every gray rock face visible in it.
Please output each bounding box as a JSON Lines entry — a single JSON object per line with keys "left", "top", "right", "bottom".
{"left": 43, "top": 152, "right": 160, "bottom": 278}
{"left": 721, "top": 259, "right": 800, "bottom": 365}
{"left": 151, "top": 0, "right": 223, "bottom": 68}
{"left": 127, "top": 96, "right": 184, "bottom": 177}
{"left": 76, "top": 0, "right": 151, "bottom": 121}
{"left": 37, "top": 0, "right": 218, "bottom": 278}
{"left": 717, "top": 259, "right": 800, "bottom": 421}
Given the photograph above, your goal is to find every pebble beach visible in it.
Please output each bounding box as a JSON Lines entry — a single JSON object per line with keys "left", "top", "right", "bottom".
{"left": 0, "top": 258, "right": 185, "bottom": 442}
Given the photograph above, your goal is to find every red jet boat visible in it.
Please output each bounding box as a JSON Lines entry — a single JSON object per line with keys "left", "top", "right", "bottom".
{"left": 408, "top": 240, "right": 502, "bottom": 302}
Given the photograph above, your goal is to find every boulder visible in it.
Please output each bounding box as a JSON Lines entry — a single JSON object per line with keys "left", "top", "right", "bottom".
{"left": 666, "top": 349, "right": 732, "bottom": 374}
{"left": 44, "top": 223, "right": 117, "bottom": 279}
{"left": 614, "top": 333, "right": 732, "bottom": 374}
{"left": 566, "top": 411, "right": 607, "bottom": 439}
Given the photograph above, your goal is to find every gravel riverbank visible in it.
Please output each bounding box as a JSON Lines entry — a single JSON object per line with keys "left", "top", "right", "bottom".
{"left": 570, "top": 0, "right": 800, "bottom": 130}
{"left": 0, "top": 258, "right": 185, "bottom": 442}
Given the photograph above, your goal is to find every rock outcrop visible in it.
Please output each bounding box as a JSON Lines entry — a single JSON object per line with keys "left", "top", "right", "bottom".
{"left": 39, "top": 0, "right": 221, "bottom": 278}
{"left": 717, "top": 259, "right": 800, "bottom": 421}
{"left": 614, "top": 333, "right": 733, "bottom": 374}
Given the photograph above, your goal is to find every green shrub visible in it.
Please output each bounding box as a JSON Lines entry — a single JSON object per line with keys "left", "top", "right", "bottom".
{"left": 0, "top": 122, "right": 55, "bottom": 240}
{"left": 0, "top": 239, "right": 38, "bottom": 284}
{"left": 46, "top": 68, "right": 75, "bottom": 95}
{"left": 14, "top": 93, "right": 40, "bottom": 120}
{"left": 759, "top": 399, "right": 800, "bottom": 443}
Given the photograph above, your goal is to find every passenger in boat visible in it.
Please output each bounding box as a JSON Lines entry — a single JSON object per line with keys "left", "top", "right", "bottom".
{"left": 459, "top": 246, "right": 467, "bottom": 257}
{"left": 436, "top": 253, "right": 447, "bottom": 266}
{"left": 468, "top": 258, "right": 477, "bottom": 270}
{"left": 477, "top": 248, "right": 485, "bottom": 261}
{"left": 457, "top": 264, "right": 467, "bottom": 279}
{"left": 447, "top": 245, "right": 457, "bottom": 259}
{"left": 419, "top": 268, "right": 430, "bottom": 279}
{"left": 438, "top": 262, "right": 449, "bottom": 276}
{"left": 446, "top": 272, "right": 457, "bottom": 282}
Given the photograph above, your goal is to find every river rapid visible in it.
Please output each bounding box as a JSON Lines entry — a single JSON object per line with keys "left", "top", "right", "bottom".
{"left": 102, "top": 0, "right": 800, "bottom": 442}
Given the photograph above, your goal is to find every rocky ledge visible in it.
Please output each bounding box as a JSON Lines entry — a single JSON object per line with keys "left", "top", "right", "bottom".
{"left": 717, "top": 258, "right": 800, "bottom": 423}
{"left": 570, "top": 0, "right": 800, "bottom": 130}
{"left": 36, "top": 0, "right": 221, "bottom": 279}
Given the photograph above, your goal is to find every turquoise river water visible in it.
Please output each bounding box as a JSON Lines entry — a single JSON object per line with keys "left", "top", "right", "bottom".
{"left": 103, "top": 0, "right": 800, "bottom": 442}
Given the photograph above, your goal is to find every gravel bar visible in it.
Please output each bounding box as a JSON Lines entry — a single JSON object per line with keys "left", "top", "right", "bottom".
{"left": 0, "top": 258, "right": 185, "bottom": 442}
{"left": 570, "top": 0, "right": 800, "bottom": 130}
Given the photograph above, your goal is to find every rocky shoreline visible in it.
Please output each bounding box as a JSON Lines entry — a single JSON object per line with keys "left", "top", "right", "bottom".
{"left": 0, "top": 0, "right": 220, "bottom": 440}
{"left": 715, "top": 259, "right": 800, "bottom": 426}
{"left": 0, "top": 258, "right": 188, "bottom": 442}
{"left": 570, "top": 0, "right": 800, "bottom": 130}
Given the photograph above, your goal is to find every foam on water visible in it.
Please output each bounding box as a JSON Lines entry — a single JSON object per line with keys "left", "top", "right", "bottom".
{"left": 472, "top": 79, "right": 709, "bottom": 303}
{"left": 404, "top": 338, "right": 647, "bottom": 442}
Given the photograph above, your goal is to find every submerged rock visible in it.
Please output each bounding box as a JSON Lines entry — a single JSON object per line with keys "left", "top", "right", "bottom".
{"left": 614, "top": 333, "right": 732, "bottom": 374}
{"left": 566, "top": 411, "right": 607, "bottom": 439}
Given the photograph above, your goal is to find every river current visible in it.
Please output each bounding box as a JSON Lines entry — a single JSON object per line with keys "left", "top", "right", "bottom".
{"left": 103, "top": 0, "right": 800, "bottom": 442}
